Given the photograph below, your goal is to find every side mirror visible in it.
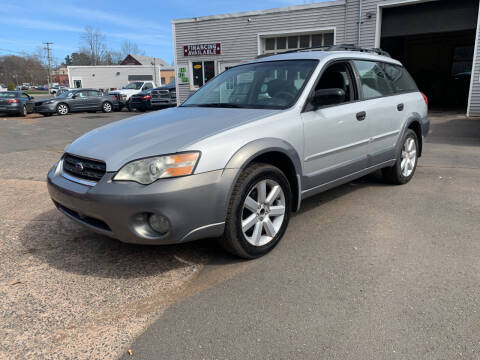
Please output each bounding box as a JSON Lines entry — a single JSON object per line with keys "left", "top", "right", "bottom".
{"left": 311, "top": 88, "right": 346, "bottom": 109}
{"left": 72, "top": 94, "right": 77, "bottom": 99}
{"left": 30, "top": 96, "right": 35, "bottom": 99}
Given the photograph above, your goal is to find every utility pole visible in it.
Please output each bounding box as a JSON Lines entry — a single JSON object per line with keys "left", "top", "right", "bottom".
{"left": 43, "top": 42, "right": 53, "bottom": 89}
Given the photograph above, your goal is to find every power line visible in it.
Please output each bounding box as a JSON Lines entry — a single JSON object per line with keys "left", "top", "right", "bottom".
{"left": 43, "top": 42, "right": 53, "bottom": 88}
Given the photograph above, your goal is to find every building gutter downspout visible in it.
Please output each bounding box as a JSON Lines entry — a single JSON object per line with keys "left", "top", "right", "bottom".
{"left": 357, "top": 0, "right": 362, "bottom": 46}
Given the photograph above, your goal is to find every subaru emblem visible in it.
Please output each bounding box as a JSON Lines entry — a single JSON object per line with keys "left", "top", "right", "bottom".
{"left": 75, "top": 162, "right": 84, "bottom": 172}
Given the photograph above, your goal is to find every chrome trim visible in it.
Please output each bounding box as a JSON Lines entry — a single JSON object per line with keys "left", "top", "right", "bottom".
{"left": 59, "top": 160, "right": 98, "bottom": 187}
{"left": 370, "top": 130, "right": 400, "bottom": 142}
{"left": 304, "top": 138, "right": 370, "bottom": 162}
{"left": 179, "top": 222, "right": 225, "bottom": 242}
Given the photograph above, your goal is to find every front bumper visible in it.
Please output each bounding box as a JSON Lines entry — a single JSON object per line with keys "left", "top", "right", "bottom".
{"left": 47, "top": 163, "right": 236, "bottom": 245}
{"left": 35, "top": 103, "right": 57, "bottom": 113}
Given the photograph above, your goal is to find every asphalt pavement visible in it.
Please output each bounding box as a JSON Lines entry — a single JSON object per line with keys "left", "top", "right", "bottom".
{"left": 123, "top": 110, "right": 480, "bottom": 360}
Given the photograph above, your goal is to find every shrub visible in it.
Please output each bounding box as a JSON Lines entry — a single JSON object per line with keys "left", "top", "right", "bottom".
{"left": 7, "top": 81, "right": 14, "bottom": 91}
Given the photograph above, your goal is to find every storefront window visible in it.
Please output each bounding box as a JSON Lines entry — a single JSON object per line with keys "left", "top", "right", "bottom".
{"left": 192, "top": 61, "right": 216, "bottom": 88}
{"left": 262, "top": 31, "right": 334, "bottom": 54}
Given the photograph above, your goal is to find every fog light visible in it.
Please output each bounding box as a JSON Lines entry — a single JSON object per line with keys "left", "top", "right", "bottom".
{"left": 148, "top": 214, "right": 170, "bottom": 234}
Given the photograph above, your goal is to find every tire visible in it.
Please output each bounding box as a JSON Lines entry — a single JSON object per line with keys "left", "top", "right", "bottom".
{"left": 102, "top": 101, "right": 112, "bottom": 113}
{"left": 43, "top": 113, "right": 52, "bottom": 117}
{"left": 382, "top": 129, "right": 419, "bottom": 184}
{"left": 19, "top": 105, "right": 27, "bottom": 117}
{"left": 127, "top": 101, "right": 134, "bottom": 112}
{"left": 56, "top": 103, "right": 69, "bottom": 116}
{"left": 221, "top": 163, "right": 291, "bottom": 259}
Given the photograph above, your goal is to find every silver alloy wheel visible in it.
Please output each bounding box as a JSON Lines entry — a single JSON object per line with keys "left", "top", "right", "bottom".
{"left": 57, "top": 104, "right": 68, "bottom": 115}
{"left": 241, "top": 179, "right": 286, "bottom": 246}
{"left": 401, "top": 137, "right": 417, "bottom": 177}
{"left": 103, "top": 102, "right": 112, "bottom": 112}
{"left": 23, "top": 105, "right": 27, "bottom": 116}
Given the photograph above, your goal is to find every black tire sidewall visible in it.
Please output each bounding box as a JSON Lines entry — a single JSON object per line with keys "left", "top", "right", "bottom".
{"left": 229, "top": 165, "right": 291, "bottom": 258}
{"left": 395, "top": 129, "right": 419, "bottom": 184}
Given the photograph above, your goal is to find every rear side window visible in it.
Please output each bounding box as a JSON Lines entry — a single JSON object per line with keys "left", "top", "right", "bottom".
{"left": 353, "top": 60, "right": 393, "bottom": 100}
{"left": 382, "top": 63, "right": 418, "bottom": 93}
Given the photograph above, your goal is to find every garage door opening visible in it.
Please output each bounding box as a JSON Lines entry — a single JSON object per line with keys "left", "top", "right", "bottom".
{"left": 380, "top": 0, "right": 479, "bottom": 110}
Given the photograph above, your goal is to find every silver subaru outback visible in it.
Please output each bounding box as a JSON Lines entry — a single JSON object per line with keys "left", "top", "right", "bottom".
{"left": 47, "top": 48, "right": 429, "bottom": 258}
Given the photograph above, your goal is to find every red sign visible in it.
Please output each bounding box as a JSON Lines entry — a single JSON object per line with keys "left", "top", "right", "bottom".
{"left": 184, "top": 43, "right": 221, "bottom": 56}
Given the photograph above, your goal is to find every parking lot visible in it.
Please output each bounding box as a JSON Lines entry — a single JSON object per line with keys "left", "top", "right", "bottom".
{"left": 1, "top": 109, "right": 480, "bottom": 359}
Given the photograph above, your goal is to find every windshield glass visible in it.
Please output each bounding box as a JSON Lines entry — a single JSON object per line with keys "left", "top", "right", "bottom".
{"left": 182, "top": 60, "right": 317, "bottom": 109}
{"left": 0, "top": 92, "right": 17, "bottom": 98}
{"left": 57, "top": 90, "right": 75, "bottom": 98}
{"left": 123, "top": 82, "right": 143, "bottom": 90}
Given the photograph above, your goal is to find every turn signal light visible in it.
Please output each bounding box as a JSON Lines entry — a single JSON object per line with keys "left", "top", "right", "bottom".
{"left": 8, "top": 99, "right": 18, "bottom": 103}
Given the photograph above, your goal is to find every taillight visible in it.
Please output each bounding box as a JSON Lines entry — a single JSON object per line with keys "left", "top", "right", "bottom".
{"left": 113, "top": 96, "right": 118, "bottom": 100}
{"left": 142, "top": 95, "right": 151, "bottom": 100}
{"left": 421, "top": 92, "right": 428, "bottom": 107}
{"left": 8, "top": 99, "right": 18, "bottom": 103}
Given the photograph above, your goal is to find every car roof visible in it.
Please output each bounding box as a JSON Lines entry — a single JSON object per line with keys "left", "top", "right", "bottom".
{"left": 247, "top": 50, "right": 402, "bottom": 66}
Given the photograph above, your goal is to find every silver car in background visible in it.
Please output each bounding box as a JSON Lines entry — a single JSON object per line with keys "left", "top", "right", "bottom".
{"left": 47, "top": 47, "right": 429, "bottom": 258}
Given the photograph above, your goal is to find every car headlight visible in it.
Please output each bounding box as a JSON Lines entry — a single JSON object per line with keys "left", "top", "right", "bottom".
{"left": 113, "top": 152, "right": 200, "bottom": 184}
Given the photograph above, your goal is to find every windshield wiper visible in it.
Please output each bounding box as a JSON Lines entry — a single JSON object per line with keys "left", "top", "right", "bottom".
{"left": 185, "top": 103, "right": 245, "bottom": 108}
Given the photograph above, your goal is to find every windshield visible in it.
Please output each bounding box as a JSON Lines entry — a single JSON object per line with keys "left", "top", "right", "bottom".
{"left": 123, "top": 82, "right": 143, "bottom": 90}
{"left": 57, "top": 90, "right": 75, "bottom": 98}
{"left": 182, "top": 60, "right": 317, "bottom": 109}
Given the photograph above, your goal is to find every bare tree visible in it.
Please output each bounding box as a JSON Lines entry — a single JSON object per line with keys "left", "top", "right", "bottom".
{"left": 81, "top": 26, "right": 107, "bottom": 65}
{"left": 120, "top": 40, "right": 144, "bottom": 58}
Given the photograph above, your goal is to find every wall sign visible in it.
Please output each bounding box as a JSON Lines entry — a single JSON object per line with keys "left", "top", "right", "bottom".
{"left": 184, "top": 43, "right": 221, "bottom": 56}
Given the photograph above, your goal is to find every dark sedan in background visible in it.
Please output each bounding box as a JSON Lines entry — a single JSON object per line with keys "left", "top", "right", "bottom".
{"left": 0, "top": 91, "right": 36, "bottom": 116}
{"left": 35, "top": 89, "right": 119, "bottom": 116}
{"left": 129, "top": 81, "right": 176, "bottom": 112}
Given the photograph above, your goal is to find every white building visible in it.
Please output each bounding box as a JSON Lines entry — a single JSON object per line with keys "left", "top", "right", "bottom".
{"left": 67, "top": 55, "right": 174, "bottom": 91}
{"left": 172, "top": 0, "right": 480, "bottom": 116}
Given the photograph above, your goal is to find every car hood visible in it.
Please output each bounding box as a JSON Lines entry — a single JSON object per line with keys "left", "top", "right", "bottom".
{"left": 110, "top": 89, "right": 138, "bottom": 95}
{"left": 65, "top": 106, "right": 282, "bottom": 171}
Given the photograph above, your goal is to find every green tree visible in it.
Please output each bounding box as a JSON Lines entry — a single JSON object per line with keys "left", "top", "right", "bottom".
{"left": 7, "top": 81, "right": 14, "bottom": 90}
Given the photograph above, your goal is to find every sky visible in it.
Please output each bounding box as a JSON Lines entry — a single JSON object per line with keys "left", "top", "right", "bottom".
{"left": 1, "top": 0, "right": 329, "bottom": 65}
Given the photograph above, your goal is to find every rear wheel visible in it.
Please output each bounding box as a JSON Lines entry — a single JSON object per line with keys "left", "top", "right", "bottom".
{"left": 102, "top": 102, "right": 112, "bottom": 113}
{"left": 56, "top": 103, "right": 69, "bottom": 116}
{"left": 221, "top": 163, "right": 291, "bottom": 259}
{"left": 19, "top": 105, "right": 27, "bottom": 117}
{"left": 382, "top": 129, "right": 419, "bottom": 184}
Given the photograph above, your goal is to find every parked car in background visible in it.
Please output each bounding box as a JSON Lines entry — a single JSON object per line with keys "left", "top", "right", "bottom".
{"left": 129, "top": 81, "right": 177, "bottom": 112}
{"left": 50, "top": 85, "right": 68, "bottom": 95}
{"left": 109, "top": 81, "right": 156, "bottom": 110}
{"left": 0, "top": 91, "right": 35, "bottom": 116}
{"left": 47, "top": 48, "right": 429, "bottom": 258}
{"left": 0, "top": 84, "right": 7, "bottom": 92}
{"left": 35, "top": 89, "right": 119, "bottom": 116}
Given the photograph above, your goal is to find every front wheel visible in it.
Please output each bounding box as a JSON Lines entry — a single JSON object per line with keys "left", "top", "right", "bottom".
{"left": 19, "top": 105, "right": 27, "bottom": 117}
{"left": 382, "top": 129, "right": 419, "bottom": 184}
{"left": 102, "top": 102, "right": 112, "bottom": 113}
{"left": 221, "top": 163, "right": 291, "bottom": 259}
{"left": 56, "top": 103, "right": 69, "bottom": 116}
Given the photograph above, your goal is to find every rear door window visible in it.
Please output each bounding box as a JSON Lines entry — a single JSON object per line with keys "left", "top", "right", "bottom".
{"left": 353, "top": 60, "right": 394, "bottom": 100}
{"left": 382, "top": 63, "right": 418, "bottom": 93}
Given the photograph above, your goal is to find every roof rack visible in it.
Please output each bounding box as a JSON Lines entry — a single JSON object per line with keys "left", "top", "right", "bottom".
{"left": 255, "top": 44, "right": 391, "bottom": 58}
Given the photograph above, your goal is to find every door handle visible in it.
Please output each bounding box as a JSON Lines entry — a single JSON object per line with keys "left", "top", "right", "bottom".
{"left": 397, "top": 103, "right": 404, "bottom": 111}
{"left": 356, "top": 111, "right": 366, "bottom": 121}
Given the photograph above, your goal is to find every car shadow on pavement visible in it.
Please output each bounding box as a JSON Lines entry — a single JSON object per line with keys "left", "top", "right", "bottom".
{"left": 297, "top": 171, "right": 389, "bottom": 215}
{"left": 19, "top": 208, "right": 231, "bottom": 279}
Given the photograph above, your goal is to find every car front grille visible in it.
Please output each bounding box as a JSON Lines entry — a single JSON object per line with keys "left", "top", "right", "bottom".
{"left": 62, "top": 154, "right": 106, "bottom": 182}
{"left": 152, "top": 90, "right": 171, "bottom": 99}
